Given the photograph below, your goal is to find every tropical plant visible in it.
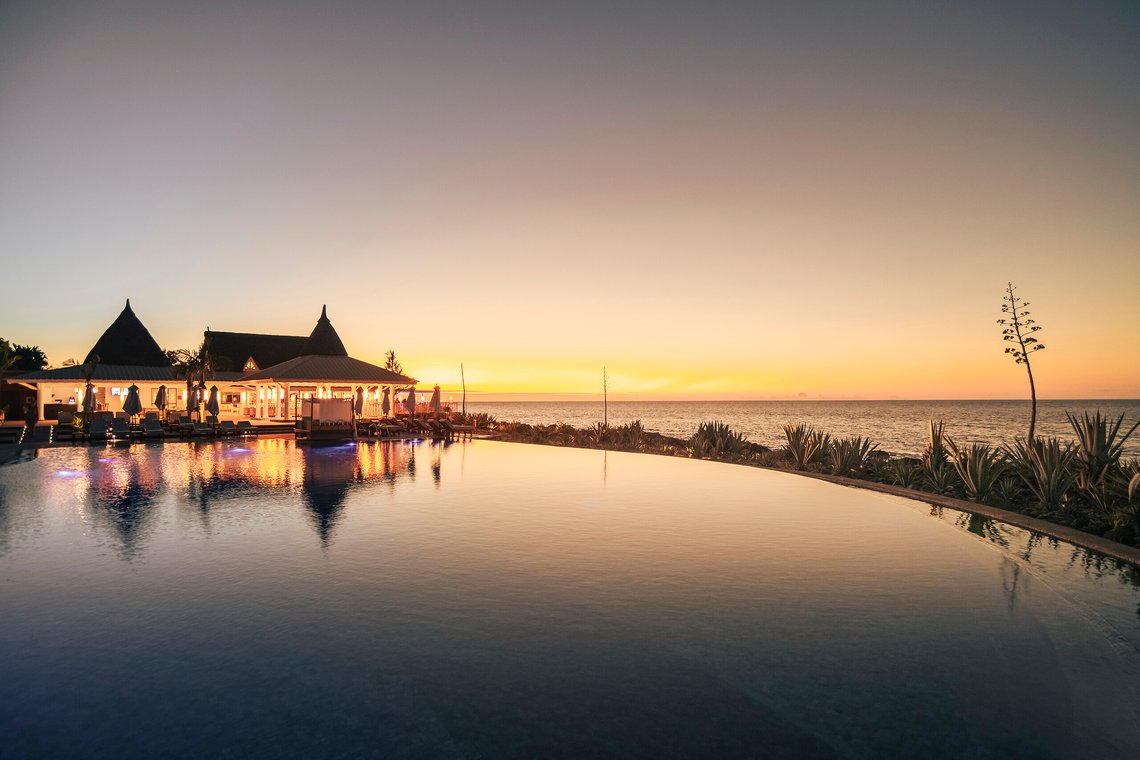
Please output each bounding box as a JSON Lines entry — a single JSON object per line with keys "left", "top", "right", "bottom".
{"left": 10, "top": 344, "right": 47, "bottom": 372}
{"left": 828, "top": 436, "right": 879, "bottom": 476}
{"left": 167, "top": 342, "right": 214, "bottom": 421}
{"left": 782, "top": 423, "right": 829, "bottom": 470}
{"left": 885, "top": 458, "right": 922, "bottom": 488}
{"left": 383, "top": 350, "right": 404, "bottom": 375}
{"left": 997, "top": 282, "right": 1046, "bottom": 441}
{"left": 1003, "top": 436, "right": 1077, "bottom": 510}
{"left": 946, "top": 439, "right": 1007, "bottom": 503}
{"left": 994, "top": 476, "right": 1024, "bottom": 507}
{"left": 1066, "top": 411, "right": 1140, "bottom": 509}
{"left": 924, "top": 461, "right": 961, "bottom": 496}
{"left": 0, "top": 339, "right": 19, "bottom": 415}
{"left": 457, "top": 412, "right": 497, "bottom": 431}
{"left": 693, "top": 421, "right": 748, "bottom": 459}
{"left": 613, "top": 420, "right": 646, "bottom": 451}
{"left": 921, "top": 419, "right": 948, "bottom": 473}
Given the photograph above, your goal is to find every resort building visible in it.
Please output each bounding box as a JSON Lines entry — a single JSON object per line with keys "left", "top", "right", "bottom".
{"left": 9, "top": 301, "right": 416, "bottom": 422}
{"left": 232, "top": 305, "right": 415, "bottom": 420}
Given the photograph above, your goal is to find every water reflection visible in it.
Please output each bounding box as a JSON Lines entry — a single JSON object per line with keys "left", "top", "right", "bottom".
{"left": 0, "top": 440, "right": 435, "bottom": 556}
{"left": 83, "top": 447, "right": 161, "bottom": 559}
{"left": 925, "top": 501, "right": 1140, "bottom": 620}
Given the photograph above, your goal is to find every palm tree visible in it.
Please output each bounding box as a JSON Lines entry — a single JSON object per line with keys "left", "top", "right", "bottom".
{"left": 168, "top": 342, "right": 213, "bottom": 421}
{"left": 0, "top": 339, "right": 21, "bottom": 421}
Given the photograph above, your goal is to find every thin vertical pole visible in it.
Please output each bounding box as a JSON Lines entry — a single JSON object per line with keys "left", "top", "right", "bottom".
{"left": 603, "top": 367, "right": 608, "bottom": 428}
{"left": 461, "top": 363, "right": 467, "bottom": 417}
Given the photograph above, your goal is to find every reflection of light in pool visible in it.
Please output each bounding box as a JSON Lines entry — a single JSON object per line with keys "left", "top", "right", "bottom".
{"left": 56, "top": 469, "right": 82, "bottom": 477}
{"left": 97, "top": 458, "right": 116, "bottom": 463}
{"left": 228, "top": 448, "right": 250, "bottom": 454}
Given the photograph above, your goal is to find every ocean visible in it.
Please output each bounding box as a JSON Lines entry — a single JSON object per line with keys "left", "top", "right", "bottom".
{"left": 464, "top": 399, "right": 1140, "bottom": 457}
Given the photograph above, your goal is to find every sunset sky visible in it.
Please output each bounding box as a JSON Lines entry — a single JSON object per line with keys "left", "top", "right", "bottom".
{"left": 2, "top": 1, "right": 1137, "bottom": 400}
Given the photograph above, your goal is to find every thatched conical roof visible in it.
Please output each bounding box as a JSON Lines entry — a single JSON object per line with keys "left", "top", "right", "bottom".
{"left": 84, "top": 299, "right": 169, "bottom": 367}
{"left": 302, "top": 305, "right": 348, "bottom": 357}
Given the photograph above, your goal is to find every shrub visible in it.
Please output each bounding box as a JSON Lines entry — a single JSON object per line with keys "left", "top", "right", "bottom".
{"left": 1067, "top": 411, "right": 1140, "bottom": 509}
{"left": 827, "top": 436, "right": 879, "bottom": 476}
{"left": 783, "top": 423, "right": 830, "bottom": 471}
{"left": 885, "top": 458, "right": 922, "bottom": 488}
{"left": 946, "top": 440, "right": 1006, "bottom": 504}
{"left": 1004, "top": 437, "right": 1077, "bottom": 511}
{"left": 692, "top": 421, "right": 748, "bottom": 460}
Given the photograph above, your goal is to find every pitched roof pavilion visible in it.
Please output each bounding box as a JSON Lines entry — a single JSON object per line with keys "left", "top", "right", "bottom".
{"left": 240, "top": 305, "right": 414, "bottom": 386}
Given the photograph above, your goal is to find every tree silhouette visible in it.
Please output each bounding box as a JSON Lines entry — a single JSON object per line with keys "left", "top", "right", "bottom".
{"left": 384, "top": 349, "right": 403, "bottom": 375}
{"left": 997, "top": 282, "right": 1046, "bottom": 441}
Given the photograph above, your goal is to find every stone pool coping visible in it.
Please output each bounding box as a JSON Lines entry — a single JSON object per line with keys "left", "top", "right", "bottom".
{"left": 787, "top": 469, "right": 1140, "bottom": 568}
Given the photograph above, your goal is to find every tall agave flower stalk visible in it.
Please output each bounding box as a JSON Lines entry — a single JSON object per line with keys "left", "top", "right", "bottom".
{"left": 1004, "top": 437, "right": 1077, "bottom": 510}
{"left": 946, "top": 439, "right": 1007, "bottom": 504}
{"left": 1066, "top": 411, "right": 1140, "bottom": 509}
{"left": 782, "top": 423, "right": 829, "bottom": 470}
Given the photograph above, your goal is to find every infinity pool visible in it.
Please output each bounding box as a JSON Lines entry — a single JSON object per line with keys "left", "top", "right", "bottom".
{"left": 2, "top": 439, "right": 1139, "bottom": 758}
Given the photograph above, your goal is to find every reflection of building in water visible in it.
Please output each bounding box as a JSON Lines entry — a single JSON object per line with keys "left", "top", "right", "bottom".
{"left": 302, "top": 446, "right": 360, "bottom": 546}
{"left": 37, "top": 439, "right": 438, "bottom": 554}
{"left": 84, "top": 447, "right": 161, "bottom": 558}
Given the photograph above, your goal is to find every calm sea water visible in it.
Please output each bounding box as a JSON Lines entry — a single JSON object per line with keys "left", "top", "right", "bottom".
{"left": 467, "top": 400, "right": 1140, "bottom": 456}
{"left": 2, "top": 439, "right": 1139, "bottom": 757}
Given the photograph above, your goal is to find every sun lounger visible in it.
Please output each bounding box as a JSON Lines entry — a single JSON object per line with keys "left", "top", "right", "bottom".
{"left": 376, "top": 420, "right": 406, "bottom": 438}
{"left": 442, "top": 420, "right": 475, "bottom": 439}
{"left": 178, "top": 416, "right": 194, "bottom": 437}
{"left": 109, "top": 417, "right": 134, "bottom": 440}
{"left": 236, "top": 420, "right": 258, "bottom": 437}
{"left": 218, "top": 420, "right": 237, "bottom": 436}
{"left": 142, "top": 418, "right": 166, "bottom": 439}
{"left": 88, "top": 419, "right": 109, "bottom": 442}
{"left": 192, "top": 422, "right": 215, "bottom": 438}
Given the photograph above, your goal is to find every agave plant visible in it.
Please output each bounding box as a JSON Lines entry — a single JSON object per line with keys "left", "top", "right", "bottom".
{"left": 1003, "top": 436, "right": 1078, "bottom": 511}
{"left": 885, "top": 458, "right": 922, "bottom": 488}
{"left": 613, "top": 420, "right": 645, "bottom": 451}
{"left": 923, "top": 458, "right": 961, "bottom": 496}
{"left": 994, "top": 476, "right": 1024, "bottom": 507}
{"left": 693, "top": 421, "right": 748, "bottom": 459}
{"left": 1066, "top": 411, "right": 1140, "bottom": 509}
{"left": 828, "top": 436, "right": 879, "bottom": 476}
{"left": 921, "top": 419, "right": 948, "bottom": 473}
{"left": 946, "top": 439, "right": 1006, "bottom": 503}
{"left": 782, "top": 423, "right": 829, "bottom": 471}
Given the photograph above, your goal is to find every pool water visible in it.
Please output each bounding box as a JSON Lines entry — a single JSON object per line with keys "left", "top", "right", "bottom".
{"left": 2, "top": 439, "right": 1139, "bottom": 758}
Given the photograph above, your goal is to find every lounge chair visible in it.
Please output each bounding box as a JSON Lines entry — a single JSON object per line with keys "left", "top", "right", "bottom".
{"left": 178, "top": 416, "right": 194, "bottom": 437}
{"left": 56, "top": 412, "right": 75, "bottom": 443}
{"left": 442, "top": 419, "right": 475, "bottom": 440}
{"left": 376, "top": 419, "right": 406, "bottom": 438}
{"left": 88, "top": 420, "right": 109, "bottom": 442}
{"left": 109, "top": 417, "right": 133, "bottom": 440}
{"left": 192, "top": 421, "right": 215, "bottom": 438}
{"left": 236, "top": 420, "right": 258, "bottom": 437}
{"left": 142, "top": 418, "right": 166, "bottom": 440}
{"left": 218, "top": 420, "right": 237, "bottom": 436}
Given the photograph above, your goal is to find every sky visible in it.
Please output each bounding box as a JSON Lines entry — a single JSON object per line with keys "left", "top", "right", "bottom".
{"left": 2, "top": 1, "right": 1138, "bottom": 400}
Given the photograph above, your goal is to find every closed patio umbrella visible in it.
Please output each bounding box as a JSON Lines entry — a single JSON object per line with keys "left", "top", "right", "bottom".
{"left": 406, "top": 389, "right": 416, "bottom": 419}
{"left": 122, "top": 384, "right": 143, "bottom": 418}
{"left": 205, "top": 385, "right": 220, "bottom": 418}
{"left": 429, "top": 385, "right": 441, "bottom": 418}
{"left": 354, "top": 387, "right": 364, "bottom": 417}
{"left": 154, "top": 385, "right": 167, "bottom": 413}
{"left": 82, "top": 383, "right": 96, "bottom": 415}
{"left": 381, "top": 387, "right": 391, "bottom": 417}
